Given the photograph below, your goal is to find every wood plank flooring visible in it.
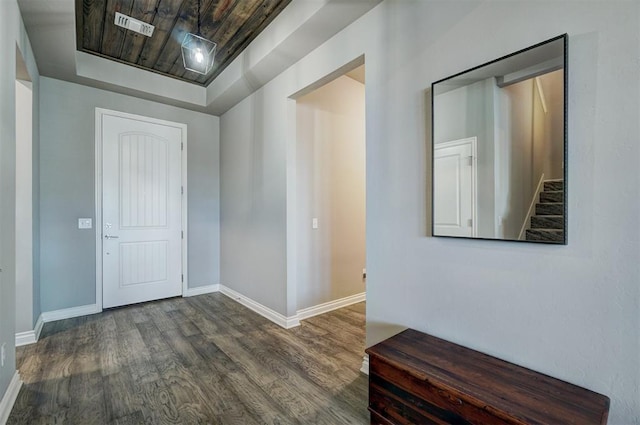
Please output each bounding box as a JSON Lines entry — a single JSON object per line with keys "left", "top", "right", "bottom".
{"left": 8, "top": 293, "right": 368, "bottom": 424}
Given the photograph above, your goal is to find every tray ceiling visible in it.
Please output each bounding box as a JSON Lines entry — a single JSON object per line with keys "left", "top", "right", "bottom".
{"left": 75, "top": 0, "right": 292, "bottom": 86}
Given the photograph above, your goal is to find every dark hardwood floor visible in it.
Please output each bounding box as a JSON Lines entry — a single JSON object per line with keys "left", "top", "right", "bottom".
{"left": 8, "top": 293, "right": 368, "bottom": 424}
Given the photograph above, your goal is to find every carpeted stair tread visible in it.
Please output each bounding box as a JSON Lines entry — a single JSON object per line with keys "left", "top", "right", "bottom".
{"left": 544, "top": 180, "right": 564, "bottom": 191}
{"left": 540, "top": 191, "right": 563, "bottom": 203}
{"left": 526, "top": 229, "right": 564, "bottom": 242}
{"left": 535, "top": 202, "right": 564, "bottom": 216}
{"left": 527, "top": 180, "right": 565, "bottom": 242}
{"left": 531, "top": 215, "right": 563, "bottom": 229}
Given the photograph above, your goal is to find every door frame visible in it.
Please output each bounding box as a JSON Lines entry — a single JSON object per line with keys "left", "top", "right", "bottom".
{"left": 433, "top": 137, "right": 478, "bottom": 237}
{"left": 94, "top": 108, "right": 188, "bottom": 309}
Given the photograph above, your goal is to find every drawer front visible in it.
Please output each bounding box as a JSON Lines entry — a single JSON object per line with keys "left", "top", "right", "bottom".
{"left": 369, "top": 409, "right": 396, "bottom": 425}
{"left": 370, "top": 357, "right": 516, "bottom": 425}
{"left": 370, "top": 373, "right": 469, "bottom": 425}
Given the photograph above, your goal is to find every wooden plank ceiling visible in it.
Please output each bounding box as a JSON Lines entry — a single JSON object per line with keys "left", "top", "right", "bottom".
{"left": 76, "top": 0, "right": 292, "bottom": 86}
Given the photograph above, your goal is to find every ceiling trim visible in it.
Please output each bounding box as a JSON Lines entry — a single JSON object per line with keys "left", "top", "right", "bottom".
{"left": 19, "top": 0, "right": 381, "bottom": 115}
{"left": 204, "top": 0, "right": 380, "bottom": 114}
{"left": 75, "top": 51, "right": 206, "bottom": 106}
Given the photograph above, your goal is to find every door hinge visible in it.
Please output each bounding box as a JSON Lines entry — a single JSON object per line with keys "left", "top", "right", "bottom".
{"left": 181, "top": 230, "right": 184, "bottom": 239}
{"left": 181, "top": 142, "right": 184, "bottom": 151}
{"left": 181, "top": 274, "right": 184, "bottom": 282}
{"left": 467, "top": 218, "right": 473, "bottom": 227}
{"left": 467, "top": 156, "right": 474, "bottom": 166}
{"left": 181, "top": 186, "right": 184, "bottom": 195}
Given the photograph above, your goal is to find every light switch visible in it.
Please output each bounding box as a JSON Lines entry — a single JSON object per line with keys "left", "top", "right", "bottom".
{"left": 312, "top": 218, "right": 318, "bottom": 229}
{"left": 78, "top": 218, "right": 92, "bottom": 229}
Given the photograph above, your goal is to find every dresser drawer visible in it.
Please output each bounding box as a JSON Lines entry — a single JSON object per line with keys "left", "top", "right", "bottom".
{"left": 370, "top": 409, "right": 396, "bottom": 425}
{"left": 370, "top": 371, "right": 468, "bottom": 424}
{"left": 370, "top": 358, "right": 511, "bottom": 425}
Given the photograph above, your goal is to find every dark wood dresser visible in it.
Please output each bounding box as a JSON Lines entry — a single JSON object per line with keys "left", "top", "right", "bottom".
{"left": 366, "top": 329, "right": 610, "bottom": 425}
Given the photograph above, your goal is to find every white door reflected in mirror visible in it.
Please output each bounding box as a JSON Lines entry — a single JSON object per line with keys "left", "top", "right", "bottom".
{"left": 433, "top": 137, "right": 476, "bottom": 238}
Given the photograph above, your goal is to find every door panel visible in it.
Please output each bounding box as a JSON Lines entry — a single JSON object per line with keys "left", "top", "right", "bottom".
{"left": 434, "top": 139, "right": 475, "bottom": 237}
{"left": 102, "top": 114, "right": 182, "bottom": 308}
{"left": 119, "top": 241, "right": 168, "bottom": 286}
{"left": 119, "top": 134, "right": 169, "bottom": 228}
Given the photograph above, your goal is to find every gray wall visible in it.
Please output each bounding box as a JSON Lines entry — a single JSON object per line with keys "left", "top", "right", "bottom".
{"left": 0, "top": 0, "right": 40, "bottom": 404}
{"left": 39, "top": 77, "right": 220, "bottom": 312}
{"left": 32, "top": 75, "right": 41, "bottom": 327}
{"left": 219, "top": 1, "right": 640, "bottom": 422}
{"left": 220, "top": 87, "right": 288, "bottom": 315}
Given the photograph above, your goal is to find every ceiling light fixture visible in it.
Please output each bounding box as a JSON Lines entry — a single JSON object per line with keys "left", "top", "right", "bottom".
{"left": 181, "top": 0, "right": 216, "bottom": 75}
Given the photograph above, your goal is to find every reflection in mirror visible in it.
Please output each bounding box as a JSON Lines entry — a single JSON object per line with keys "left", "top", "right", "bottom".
{"left": 432, "top": 35, "right": 567, "bottom": 244}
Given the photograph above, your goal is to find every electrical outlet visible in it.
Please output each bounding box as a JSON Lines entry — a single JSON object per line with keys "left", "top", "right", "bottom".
{"left": 1, "top": 343, "right": 6, "bottom": 367}
{"left": 78, "top": 218, "right": 92, "bottom": 229}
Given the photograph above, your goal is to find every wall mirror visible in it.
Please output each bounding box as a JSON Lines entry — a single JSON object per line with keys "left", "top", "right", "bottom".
{"left": 432, "top": 34, "right": 567, "bottom": 244}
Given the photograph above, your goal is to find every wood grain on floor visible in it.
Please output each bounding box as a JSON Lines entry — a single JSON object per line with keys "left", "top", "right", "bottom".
{"left": 8, "top": 293, "right": 368, "bottom": 425}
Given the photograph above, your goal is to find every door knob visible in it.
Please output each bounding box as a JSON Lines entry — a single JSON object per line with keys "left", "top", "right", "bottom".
{"left": 104, "top": 235, "right": 119, "bottom": 239}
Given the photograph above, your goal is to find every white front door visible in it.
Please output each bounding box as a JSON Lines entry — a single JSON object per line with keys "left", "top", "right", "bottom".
{"left": 102, "top": 113, "right": 183, "bottom": 308}
{"left": 434, "top": 137, "right": 476, "bottom": 237}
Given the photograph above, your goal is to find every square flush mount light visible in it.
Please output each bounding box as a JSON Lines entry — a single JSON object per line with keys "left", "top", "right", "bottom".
{"left": 181, "top": 33, "right": 216, "bottom": 75}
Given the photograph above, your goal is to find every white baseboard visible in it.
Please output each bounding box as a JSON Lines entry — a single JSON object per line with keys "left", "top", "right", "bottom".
{"left": 0, "top": 371, "right": 22, "bottom": 425}
{"left": 360, "top": 354, "right": 369, "bottom": 375}
{"left": 15, "top": 331, "right": 35, "bottom": 347}
{"left": 296, "top": 292, "right": 366, "bottom": 320}
{"left": 41, "top": 304, "right": 102, "bottom": 323}
{"left": 219, "top": 286, "right": 366, "bottom": 330}
{"left": 183, "top": 284, "right": 220, "bottom": 297}
{"left": 33, "top": 315, "right": 44, "bottom": 341}
{"left": 16, "top": 304, "right": 101, "bottom": 347}
{"left": 15, "top": 314, "right": 44, "bottom": 347}
{"left": 219, "top": 285, "right": 300, "bottom": 329}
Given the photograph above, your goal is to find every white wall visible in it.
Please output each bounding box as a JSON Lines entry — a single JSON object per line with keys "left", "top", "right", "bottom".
{"left": 497, "top": 79, "right": 535, "bottom": 238}
{"left": 295, "top": 75, "right": 366, "bottom": 310}
{"left": 538, "top": 70, "right": 564, "bottom": 180}
{"left": 532, "top": 78, "right": 546, "bottom": 191}
{"left": 220, "top": 1, "right": 640, "bottom": 422}
{"left": 15, "top": 79, "right": 33, "bottom": 334}
{"left": 39, "top": 77, "right": 220, "bottom": 312}
{"left": 0, "top": 0, "right": 40, "bottom": 406}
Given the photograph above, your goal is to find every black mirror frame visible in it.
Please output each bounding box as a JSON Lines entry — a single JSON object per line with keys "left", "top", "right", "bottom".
{"left": 431, "top": 34, "right": 568, "bottom": 245}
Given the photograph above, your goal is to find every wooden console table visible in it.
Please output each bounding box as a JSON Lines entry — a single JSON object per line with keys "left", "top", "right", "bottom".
{"left": 366, "top": 329, "right": 610, "bottom": 425}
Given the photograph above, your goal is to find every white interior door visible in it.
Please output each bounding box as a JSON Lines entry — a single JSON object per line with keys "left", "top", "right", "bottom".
{"left": 102, "top": 114, "right": 183, "bottom": 308}
{"left": 434, "top": 138, "right": 476, "bottom": 237}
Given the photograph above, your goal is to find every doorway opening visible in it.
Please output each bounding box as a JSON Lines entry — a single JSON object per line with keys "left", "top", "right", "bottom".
{"left": 289, "top": 59, "right": 366, "bottom": 360}
{"left": 15, "top": 46, "right": 35, "bottom": 339}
